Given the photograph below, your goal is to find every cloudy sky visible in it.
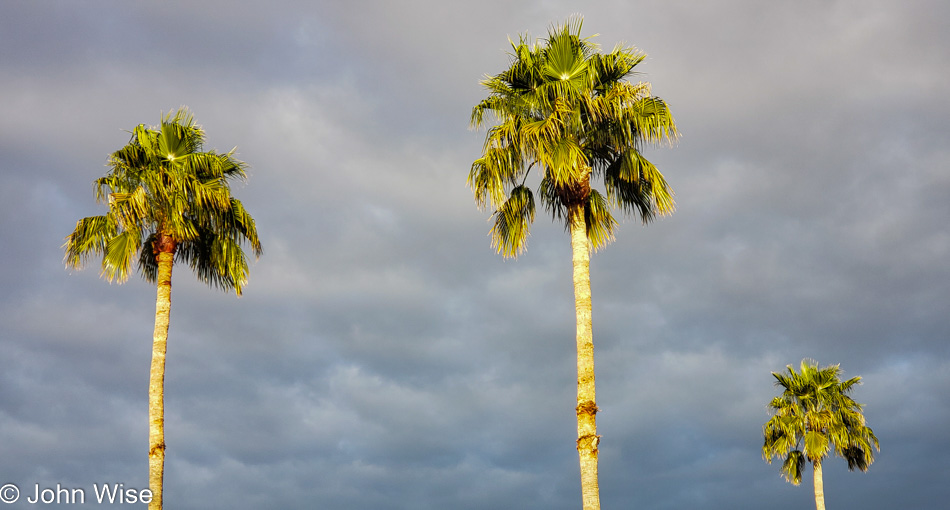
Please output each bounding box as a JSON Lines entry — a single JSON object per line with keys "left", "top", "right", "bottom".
{"left": 1, "top": 1, "right": 948, "bottom": 508}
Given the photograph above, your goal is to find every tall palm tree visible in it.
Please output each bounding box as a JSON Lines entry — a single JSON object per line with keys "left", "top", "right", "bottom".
{"left": 64, "top": 108, "right": 262, "bottom": 510}
{"left": 762, "top": 359, "right": 880, "bottom": 510}
{"left": 469, "top": 17, "right": 677, "bottom": 510}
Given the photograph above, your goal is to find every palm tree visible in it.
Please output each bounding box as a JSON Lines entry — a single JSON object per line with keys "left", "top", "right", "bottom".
{"left": 762, "top": 359, "right": 880, "bottom": 510}
{"left": 468, "top": 17, "right": 677, "bottom": 510}
{"left": 64, "top": 108, "right": 262, "bottom": 510}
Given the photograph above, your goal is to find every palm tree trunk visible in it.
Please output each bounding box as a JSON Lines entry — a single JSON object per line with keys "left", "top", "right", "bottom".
{"left": 813, "top": 460, "right": 825, "bottom": 510}
{"left": 569, "top": 204, "right": 600, "bottom": 510}
{"left": 148, "top": 249, "right": 174, "bottom": 510}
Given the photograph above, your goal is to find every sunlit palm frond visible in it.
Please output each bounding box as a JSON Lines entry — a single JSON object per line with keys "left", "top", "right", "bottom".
{"left": 630, "top": 96, "right": 678, "bottom": 144}
{"left": 781, "top": 450, "right": 805, "bottom": 485}
{"left": 602, "top": 151, "right": 674, "bottom": 222}
{"left": 101, "top": 229, "right": 143, "bottom": 283}
{"left": 590, "top": 46, "right": 646, "bottom": 91}
{"left": 541, "top": 137, "right": 587, "bottom": 188}
{"left": 63, "top": 215, "right": 117, "bottom": 269}
{"left": 490, "top": 185, "right": 536, "bottom": 258}
{"left": 178, "top": 230, "right": 251, "bottom": 295}
{"left": 469, "top": 139, "right": 523, "bottom": 210}
{"left": 227, "top": 198, "right": 263, "bottom": 256}
{"left": 584, "top": 189, "right": 616, "bottom": 251}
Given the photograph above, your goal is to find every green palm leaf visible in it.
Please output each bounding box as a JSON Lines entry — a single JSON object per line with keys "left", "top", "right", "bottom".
{"left": 584, "top": 189, "right": 616, "bottom": 251}
{"left": 781, "top": 450, "right": 806, "bottom": 485}
{"left": 490, "top": 185, "right": 536, "bottom": 258}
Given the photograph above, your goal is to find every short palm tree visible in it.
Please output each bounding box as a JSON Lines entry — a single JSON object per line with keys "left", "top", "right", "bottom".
{"left": 469, "top": 17, "right": 677, "bottom": 510}
{"left": 64, "top": 108, "right": 262, "bottom": 510}
{"left": 763, "top": 359, "right": 880, "bottom": 510}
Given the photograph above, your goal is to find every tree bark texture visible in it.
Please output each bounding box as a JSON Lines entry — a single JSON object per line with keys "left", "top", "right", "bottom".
{"left": 813, "top": 460, "right": 825, "bottom": 510}
{"left": 148, "top": 250, "right": 173, "bottom": 510}
{"left": 570, "top": 204, "right": 600, "bottom": 510}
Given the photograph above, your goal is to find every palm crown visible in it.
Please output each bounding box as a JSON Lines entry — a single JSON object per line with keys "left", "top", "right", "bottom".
{"left": 763, "top": 359, "right": 880, "bottom": 485}
{"left": 469, "top": 17, "right": 677, "bottom": 257}
{"left": 64, "top": 108, "right": 262, "bottom": 294}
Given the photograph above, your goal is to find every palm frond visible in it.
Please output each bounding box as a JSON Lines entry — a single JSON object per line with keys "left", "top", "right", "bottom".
{"left": 490, "top": 185, "right": 536, "bottom": 258}
{"left": 538, "top": 174, "right": 568, "bottom": 222}
{"left": 603, "top": 151, "right": 672, "bottom": 222}
{"left": 590, "top": 46, "right": 646, "bottom": 92}
{"left": 137, "top": 233, "right": 159, "bottom": 283}
{"left": 781, "top": 450, "right": 805, "bottom": 485}
{"left": 100, "top": 229, "right": 142, "bottom": 283}
{"left": 630, "top": 96, "right": 678, "bottom": 144}
{"left": 541, "top": 136, "right": 587, "bottom": 187}
{"left": 227, "top": 198, "right": 263, "bottom": 256}
{"left": 63, "top": 215, "right": 117, "bottom": 269}
{"left": 584, "top": 189, "right": 616, "bottom": 251}
{"left": 469, "top": 140, "right": 523, "bottom": 210}
{"left": 178, "top": 232, "right": 250, "bottom": 295}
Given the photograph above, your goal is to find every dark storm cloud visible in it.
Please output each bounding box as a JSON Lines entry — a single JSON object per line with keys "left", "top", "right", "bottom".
{"left": 1, "top": 1, "right": 948, "bottom": 509}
